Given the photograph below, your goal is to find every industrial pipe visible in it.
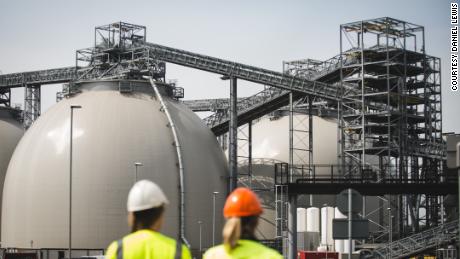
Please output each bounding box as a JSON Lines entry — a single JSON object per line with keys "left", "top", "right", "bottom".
{"left": 146, "top": 77, "right": 190, "bottom": 248}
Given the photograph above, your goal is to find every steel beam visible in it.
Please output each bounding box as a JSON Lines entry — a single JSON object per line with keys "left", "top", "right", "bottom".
{"left": 287, "top": 182, "right": 457, "bottom": 196}
{"left": 228, "top": 77, "right": 238, "bottom": 192}
{"left": 287, "top": 194, "right": 297, "bottom": 259}
{"left": 23, "top": 84, "right": 41, "bottom": 129}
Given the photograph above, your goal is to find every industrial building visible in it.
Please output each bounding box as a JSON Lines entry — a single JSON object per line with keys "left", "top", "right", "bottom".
{"left": 0, "top": 17, "right": 458, "bottom": 259}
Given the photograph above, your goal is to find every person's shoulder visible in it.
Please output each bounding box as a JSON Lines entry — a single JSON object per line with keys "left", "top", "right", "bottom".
{"left": 203, "top": 245, "right": 227, "bottom": 259}
{"left": 150, "top": 232, "right": 192, "bottom": 258}
{"left": 243, "top": 240, "right": 283, "bottom": 258}
{"left": 105, "top": 240, "right": 119, "bottom": 259}
{"left": 259, "top": 248, "right": 283, "bottom": 259}
{"left": 181, "top": 243, "right": 192, "bottom": 259}
{"left": 152, "top": 231, "right": 176, "bottom": 246}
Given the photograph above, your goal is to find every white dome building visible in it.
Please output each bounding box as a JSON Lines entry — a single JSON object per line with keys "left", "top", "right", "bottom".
{"left": 2, "top": 80, "right": 228, "bottom": 251}
{"left": 0, "top": 107, "right": 23, "bottom": 241}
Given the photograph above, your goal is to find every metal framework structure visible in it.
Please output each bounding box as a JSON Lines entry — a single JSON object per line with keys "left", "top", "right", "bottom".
{"left": 0, "top": 19, "right": 454, "bottom": 258}
{"left": 368, "top": 219, "right": 458, "bottom": 259}
{"left": 23, "top": 84, "right": 41, "bottom": 128}
{"left": 0, "top": 86, "right": 11, "bottom": 107}
{"left": 337, "top": 18, "right": 443, "bottom": 237}
{"left": 76, "top": 22, "right": 165, "bottom": 82}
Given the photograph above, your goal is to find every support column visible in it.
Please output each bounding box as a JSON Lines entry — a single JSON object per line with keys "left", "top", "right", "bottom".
{"left": 348, "top": 189, "right": 353, "bottom": 259}
{"left": 24, "top": 84, "right": 41, "bottom": 129}
{"left": 248, "top": 121, "right": 252, "bottom": 188}
{"left": 289, "top": 92, "right": 294, "bottom": 179}
{"left": 308, "top": 96, "right": 313, "bottom": 205}
{"left": 228, "top": 77, "right": 238, "bottom": 192}
{"left": 288, "top": 194, "right": 297, "bottom": 259}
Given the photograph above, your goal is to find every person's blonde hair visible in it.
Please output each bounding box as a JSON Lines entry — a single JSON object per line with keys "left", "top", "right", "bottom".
{"left": 222, "top": 217, "right": 241, "bottom": 250}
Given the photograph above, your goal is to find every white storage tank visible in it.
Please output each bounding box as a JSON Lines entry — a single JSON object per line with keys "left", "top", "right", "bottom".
{"left": 320, "top": 206, "right": 334, "bottom": 251}
{"left": 297, "top": 208, "right": 307, "bottom": 232}
{"left": 0, "top": 107, "right": 23, "bottom": 241}
{"left": 2, "top": 80, "right": 228, "bottom": 250}
{"left": 306, "top": 207, "right": 320, "bottom": 233}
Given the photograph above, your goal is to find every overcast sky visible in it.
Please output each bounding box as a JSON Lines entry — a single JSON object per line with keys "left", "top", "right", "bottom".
{"left": 0, "top": 0, "right": 458, "bottom": 132}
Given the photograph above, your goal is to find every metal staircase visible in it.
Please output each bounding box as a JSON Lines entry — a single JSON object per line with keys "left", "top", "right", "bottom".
{"left": 369, "top": 220, "right": 458, "bottom": 259}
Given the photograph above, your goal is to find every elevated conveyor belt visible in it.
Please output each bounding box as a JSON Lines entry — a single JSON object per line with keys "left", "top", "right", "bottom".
{"left": 1, "top": 41, "right": 341, "bottom": 101}
{"left": 0, "top": 67, "right": 78, "bottom": 88}
{"left": 141, "top": 42, "right": 341, "bottom": 101}
{"left": 0, "top": 42, "right": 445, "bottom": 158}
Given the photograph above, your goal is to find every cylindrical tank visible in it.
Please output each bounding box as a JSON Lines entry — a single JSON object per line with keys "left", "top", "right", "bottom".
{"left": 297, "top": 208, "right": 307, "bottom": 232}
{"left": 0, "top": 107, "right": 23, "bottom": 241}
{"left": 305, "top": 207, "right": 320, "bottom": 250}
{"left": 320, "top": 206, "right": 334, "bottom": 250}
{"left": 2, "top": 80, "right": 228, "bottom": 250}
{"left": 306, "top": 207, "right": 320, "bottom": 232}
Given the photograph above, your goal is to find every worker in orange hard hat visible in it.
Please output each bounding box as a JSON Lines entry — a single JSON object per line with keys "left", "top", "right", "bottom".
{"left": 203, "top": 187, "right": 282, "bottom": 259}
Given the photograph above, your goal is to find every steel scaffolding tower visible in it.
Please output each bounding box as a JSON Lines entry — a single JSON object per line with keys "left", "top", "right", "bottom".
{"left": 338, "top": 17, "right": 443, "bottom": 237}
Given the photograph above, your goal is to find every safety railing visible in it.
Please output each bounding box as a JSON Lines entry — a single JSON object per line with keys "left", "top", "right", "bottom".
{"left": 274, "top": 163, "right": 457, "bottom": 186}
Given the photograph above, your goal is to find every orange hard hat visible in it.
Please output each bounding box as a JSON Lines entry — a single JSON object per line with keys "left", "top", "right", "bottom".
{"left": 223, "top": 187, "right": 263, "bottom": 218}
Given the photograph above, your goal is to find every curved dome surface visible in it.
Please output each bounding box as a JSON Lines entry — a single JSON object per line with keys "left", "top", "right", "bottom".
{"left": 0, "top": 107, "right": 23, "bottom": 241}
{"left": 2, "top": 80, "right": 228, "bottom": 250}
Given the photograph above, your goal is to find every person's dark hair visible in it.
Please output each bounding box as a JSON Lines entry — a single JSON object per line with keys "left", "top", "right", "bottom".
{"left": 131, "top": 206, "right": 165, "bottom": 232}
{"left": 240, "top": 216, "right": 258, "bottom": 241}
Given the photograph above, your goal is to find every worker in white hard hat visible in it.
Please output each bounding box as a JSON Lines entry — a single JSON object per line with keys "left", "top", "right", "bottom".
{"left": 106, "top": 180, "right": 191, "bottom": 259}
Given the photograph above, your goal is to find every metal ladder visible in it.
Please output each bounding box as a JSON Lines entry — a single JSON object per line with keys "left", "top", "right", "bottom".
{"left": 274, "top": 162, "right": 290, "bottom": 257}
{"left": 275, "top": 184, "right": 289, "bottom": 256}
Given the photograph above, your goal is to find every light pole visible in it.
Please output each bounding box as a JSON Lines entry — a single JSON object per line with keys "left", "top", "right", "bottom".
{"left": 134, "top": 162, "right": 143, "bottom": 182}
{"left": 198, "top": 220, "right": 203, "bottom": 254}
{"left": 69, "top": 105, "right": 81, "bottom": 259}
{"left": 212, "top": 191, "right": 219, "bottom": 246}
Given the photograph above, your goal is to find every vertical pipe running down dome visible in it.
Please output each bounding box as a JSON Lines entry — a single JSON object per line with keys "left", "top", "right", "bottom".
{"left": 147, "top": 77, "right": 188, "bottom": 247}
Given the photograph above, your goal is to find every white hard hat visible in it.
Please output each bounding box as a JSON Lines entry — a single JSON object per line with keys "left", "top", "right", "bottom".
{"left": 127, "top": 180, "right": 169, "bottom": 212}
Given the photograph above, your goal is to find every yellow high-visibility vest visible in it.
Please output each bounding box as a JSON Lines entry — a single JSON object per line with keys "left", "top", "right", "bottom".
{"left": 203, "top": 240, "right": 283, "bottom": 259}
{"left": 106, "top": 229, "right": 191, "bottom": 259}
